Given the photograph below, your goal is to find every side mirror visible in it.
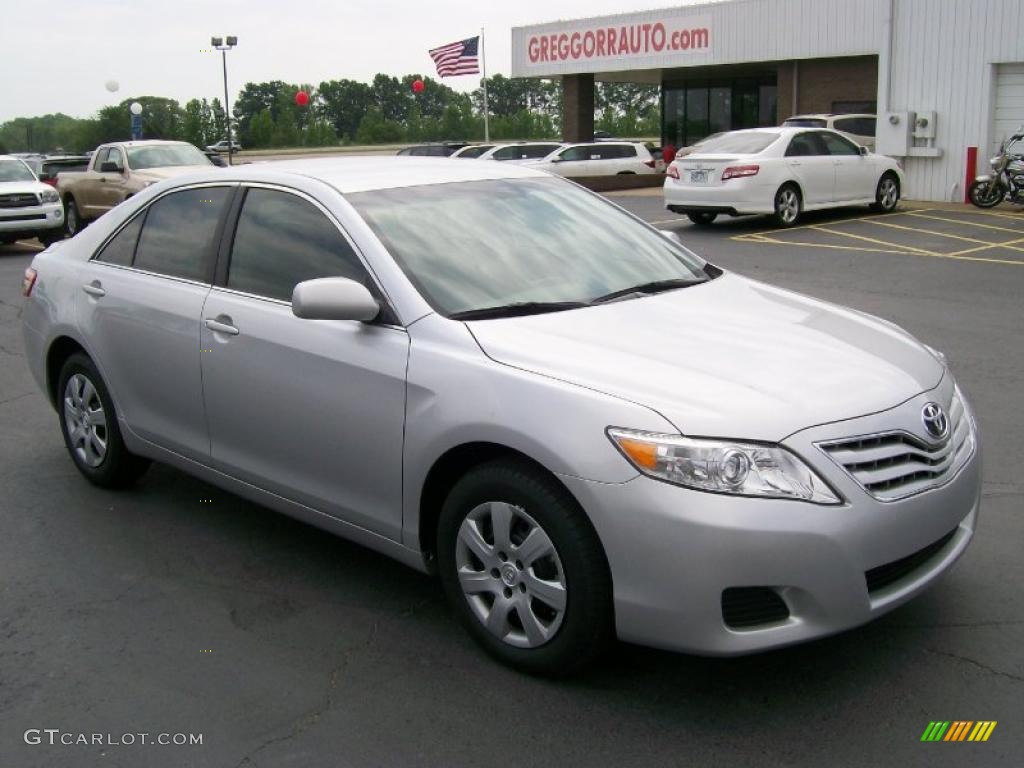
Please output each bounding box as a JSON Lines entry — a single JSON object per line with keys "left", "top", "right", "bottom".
{"left": 550, "top": 156, "right": 562, "bottom": 163}
{"left": 100, "top": 161, "right": 121, "bottom": 173}
{"left": 859, "top": 146, "right": 869, "bottom": 156}
{"left": 292, "top": 277, "right": 380, "bottom": 322}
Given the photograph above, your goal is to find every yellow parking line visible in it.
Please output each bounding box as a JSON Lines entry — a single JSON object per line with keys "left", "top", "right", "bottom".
{"left": 945, "top": 236, "right": 1024, "bottom": 257}
{"left": 903, "top": 211, "right": 1024, "bottom": 234}
{"left": 733, "top": 207, "right": 934, "bottom": 240}
{"left": 743, "top": 237, "right": 916, "bottom": 256}
{"left": 865, "top": 218, "right": 1024, "bottom": 253}
{"left": 809, "top": 225, "right": 941, "bottom": 256}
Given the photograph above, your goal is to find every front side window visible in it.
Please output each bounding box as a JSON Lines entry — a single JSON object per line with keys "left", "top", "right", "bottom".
{"left": 819, "top": 132, "right": 860, "bottom": 156}
{"left": 95, "top": 214, "right": 144, "bottom": 266}
{"left": 492, "top": 146, "right": 523, "bottom": 160}
{"left": 519, "top": 144, "right": 561, "bottom": 159}
{"left": 133, "top": 187, "right": 229, "bottom": 281}
{"left": 558, "top": 146, "right": 592, "bottom": 162}
{"left": 227, "top": 188, "right": 368, "bottom": 302}
{"left": 105, "top": 148, "right": 125, "bottom": 171}
{"left": 347, "top": 177, "right": 709, "bottom": 317}
{"left": 785, "top": 133, "right": 827, "bottom": 157}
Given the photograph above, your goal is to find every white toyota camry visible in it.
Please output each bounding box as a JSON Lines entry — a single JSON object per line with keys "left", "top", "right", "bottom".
{"left": 664, "top": 127, "right": 904, "bottom": 227}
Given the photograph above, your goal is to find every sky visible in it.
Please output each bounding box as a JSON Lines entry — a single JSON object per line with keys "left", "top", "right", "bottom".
{"left": 0, "top": 0, "right": 716, "bottom": 122}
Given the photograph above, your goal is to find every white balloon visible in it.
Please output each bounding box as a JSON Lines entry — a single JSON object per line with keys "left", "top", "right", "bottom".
{"left": 105, "top": 80, "right": 120, "bottom": 93}
{"left": 130, "top": 102, "right": 143, "bottom": 116}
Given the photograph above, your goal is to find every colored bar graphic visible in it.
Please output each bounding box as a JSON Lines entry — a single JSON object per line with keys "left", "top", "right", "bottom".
{"left": 921, "top": 721, "right": 996, "bottom": 742}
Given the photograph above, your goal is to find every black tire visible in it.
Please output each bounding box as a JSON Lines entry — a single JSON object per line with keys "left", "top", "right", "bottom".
{"left": 687, "top": 211, "right": 718, "bottom": 226}
{"left": 616, "top": 170, "right": 636, "bottom": 175}
{"left": 38, "top": 230, "right": 64, "bottom": 247}
{"left": 773, "top": 184, "right": 802, "bottom": 227}
{"left": 57, "top": 352, "right": 150, "bottom": 488}
{"left": 64, "top": 198, "right": 84, "bottom": 236}
{"left": 967, "top": 179, "right": 1003, "bottom": 209}
{"left": 437, "top": 459, "right": 613, "bottom": 676}
{"left": 0, "top": 236, "right": 16, "bottom": 246}
{"left": 870, "top": 173, "right": 901, "bottom": 213}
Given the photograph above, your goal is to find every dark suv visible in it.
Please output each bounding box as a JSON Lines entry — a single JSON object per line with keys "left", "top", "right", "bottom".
{"left": 396, "top": 142, "right": 469, "bottom": 157}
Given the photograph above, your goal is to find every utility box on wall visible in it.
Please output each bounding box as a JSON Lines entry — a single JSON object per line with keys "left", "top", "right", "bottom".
{"left": 877, "top": 111, "right": 915, "bottom": 156}
{"left": 913, "top": 111, "right": 937, "bottom": 140}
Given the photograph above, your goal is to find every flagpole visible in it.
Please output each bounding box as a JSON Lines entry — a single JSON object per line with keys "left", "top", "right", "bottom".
{"left": 480, "top": 27, "right": 490, "bottom": 143}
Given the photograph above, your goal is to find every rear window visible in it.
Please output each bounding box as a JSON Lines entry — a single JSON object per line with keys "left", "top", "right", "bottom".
{"left": 688, "top": 132, "right": 781, "bottom": 155}
{"left": 782, "top": 118, "right": 828, "bottom": 128}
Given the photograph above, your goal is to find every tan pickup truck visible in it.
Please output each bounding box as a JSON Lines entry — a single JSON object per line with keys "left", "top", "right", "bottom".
{"left": 58, "top": 140, "right": 215, "bottom": 235}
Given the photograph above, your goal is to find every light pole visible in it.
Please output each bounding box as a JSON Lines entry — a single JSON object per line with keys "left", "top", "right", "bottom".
{"left": 211, "top": 35, "right": 237, "bottom": 164}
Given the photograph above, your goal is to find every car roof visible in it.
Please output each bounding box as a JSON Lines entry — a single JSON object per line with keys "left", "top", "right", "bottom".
{"left": 103, "top": 140, "right": 195, "bottom": 148}
{"left": 180, "top": 156, "right": 552, "bottom": 194}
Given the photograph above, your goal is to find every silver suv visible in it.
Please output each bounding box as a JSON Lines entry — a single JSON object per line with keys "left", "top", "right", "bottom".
{"left": 21, "top": 158, "right": 979, "bottom": 674}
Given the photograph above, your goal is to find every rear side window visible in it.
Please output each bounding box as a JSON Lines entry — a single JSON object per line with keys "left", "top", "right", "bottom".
{"left": 519, "top": 144, "right": 561, "bottom": 159}
{"left": 596, "top": 145, "right": 634, "bottom": 159}
{"left": 134, "top": 187, "right": 229, "bottom": 281}
{"left": 492, "top": 146, "right": 524, "bottom": 160}
{"left": 227, "top": 188, "right": 368, "bottom": 302}
{"left": 835, "top": 117, "right": 876, "bottom": 137}
{"left": 95, "top": 214, "right": 144, "bottom": 266}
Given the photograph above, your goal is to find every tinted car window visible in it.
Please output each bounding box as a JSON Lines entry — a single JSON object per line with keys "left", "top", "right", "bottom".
{"left": 134, "top": 187, "right": 229, "bottom": 281}
{"left": 785, "top": 133, "right": 827, "bottom": 157}
{"left": 838, "top": 117, "right": 876, "bottom": 137}
{"left": 492, "top": 146, "right": 525, "bottom": 160}
{"left": 227, "top": 188, "right": 367, "bottom": 302}
{"left": 782, "top": 118, "right": 827, "bottom": 128}
{"left": 95, "top": 213, "right": 144, "bottom": 267}
{"left": 456, "top": 145, "right": 494, "bottom": 158}
{"left": 819, "top": 132, "right": 860, "bottom": 156}
{"left": 519, "top": 144, "right": 561, "bottom": 159}
{"left": 559, "top": 146, "right": 592, "bottom": 161}
{"left": 596, "top": 145, "right": 635, "bottom": 159}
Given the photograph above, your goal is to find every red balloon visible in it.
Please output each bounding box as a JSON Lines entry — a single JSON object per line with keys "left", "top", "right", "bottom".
{"left": 412, "top": 79, "right": 425, "bottom": 94}
{"left": 295, "top": 90, "right": 310, "bottom": 107}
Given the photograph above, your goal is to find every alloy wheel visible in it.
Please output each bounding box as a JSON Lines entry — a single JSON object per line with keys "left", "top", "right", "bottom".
{"left": 879, "top": 177, "right": 899, "bottom": 210}
{"left": 63, "top": 373, "right": 107, "bottom": 467}
{"left": 777, "top": 188, "right": 800, "bottom": 224}
{"left": 455, "top": 501, "right": 567, "bottom": 648}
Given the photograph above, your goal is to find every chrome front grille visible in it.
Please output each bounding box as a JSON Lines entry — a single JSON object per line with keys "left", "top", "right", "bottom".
{"left": 819, "top": 390, "right": 974, "bottom": 502}
{"left": 0, "top": 192, "right": 40, "bottom": 209}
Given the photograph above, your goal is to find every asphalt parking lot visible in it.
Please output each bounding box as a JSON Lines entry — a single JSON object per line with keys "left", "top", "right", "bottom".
{"left": 1, "top": 197, "right": 1022, "bottom": 768}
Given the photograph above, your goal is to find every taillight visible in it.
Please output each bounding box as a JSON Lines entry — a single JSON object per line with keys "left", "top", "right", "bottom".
{"left": 22, "top": 267, "right": 38, "bottom": 297}
{"left": 43, "top": 178, "right": 58, "bottom": 187}
{"left": 721, "top": 164, "right": 759, "bottom": 181}
{"left": 667, "top": 164, "right": 680, "bottom": 180}
{"left": 644, "top": 159, "right": 655, "bottom": 168}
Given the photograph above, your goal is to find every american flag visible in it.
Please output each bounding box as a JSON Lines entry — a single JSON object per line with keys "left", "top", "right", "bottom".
{"left": 429, "top": 36, "right": 480, "bottom": 77}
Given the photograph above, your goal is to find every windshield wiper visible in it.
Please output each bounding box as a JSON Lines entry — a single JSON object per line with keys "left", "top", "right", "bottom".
{"left": 449, "top": 301, "right": 589, "bottom": 321}
{"left": 590, "top": 278, "right": 702, "bottom": 305}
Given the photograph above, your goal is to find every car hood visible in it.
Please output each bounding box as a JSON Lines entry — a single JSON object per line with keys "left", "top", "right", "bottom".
{"left": 0, "top": 180, "right": 49, "bottom": 196}
{"left": 132, "top": 165, "right": 216, "bottom": 181}
{"left": 466, "top": 273, "right": 944, "bottom": 441}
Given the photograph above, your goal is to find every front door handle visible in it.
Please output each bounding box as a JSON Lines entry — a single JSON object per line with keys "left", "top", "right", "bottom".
{"left": 82, "top": 281, "right": 105, "bottom": 298}
{"left": 788, "top": 160, "right": 802, "bottom": 166}
{"left": 205, "top": 316, "right": 239, "bottom": 336}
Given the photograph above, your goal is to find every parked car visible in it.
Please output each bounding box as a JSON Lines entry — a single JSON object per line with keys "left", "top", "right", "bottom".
{"left": 397, "top": 143, "right": 468, "bottom": 157}
{"left": 529, "top": 141, "right": 660, "bottom": 176}
{"left": 206, "top": 139, "right": 242, "bottom": 153}
{"left": 450, "top": 144, "right": 496, "bottom": 158}
{"left": 0, "top": 155, "right": 65, "bottom": 246}
{"left": 477, "top": 142, "right": 566, "bottom": 163}
{"left": 20, "top": 157, "right": 978, "bottom": 674}
{"left": 782, "top": 114, "right": 877, "bottom": 150}
{"left": 57, "top": 140, "right": 214, "bottom": 235}
{"left": 22, "top": 155, "right": 91, "bottom": 187}
{"left": 665, "top": 127, "right": 903, "bottom": 227}
{"left": 675, "top": 132, "right": 725, "bottom": 159}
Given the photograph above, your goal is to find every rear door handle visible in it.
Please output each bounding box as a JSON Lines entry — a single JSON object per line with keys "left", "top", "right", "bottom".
{"left": 205, "top": 317, "right": 239, "bottom": 336}
{"left": 82, "top": 281, "right": 105, "bottom": 298}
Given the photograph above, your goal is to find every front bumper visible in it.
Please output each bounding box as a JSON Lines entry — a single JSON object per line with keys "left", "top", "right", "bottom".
{"left": 0, "top": 202, "right": 64, "bottom": 235}
{"left": 561, "top": 381, "right": 981, "bottom": 655}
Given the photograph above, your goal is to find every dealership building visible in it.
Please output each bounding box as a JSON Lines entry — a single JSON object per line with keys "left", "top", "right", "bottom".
{"left": 511, "top": 0, "right": 1024, "bottom": 201}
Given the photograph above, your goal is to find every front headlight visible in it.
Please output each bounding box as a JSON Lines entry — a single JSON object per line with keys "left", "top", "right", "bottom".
{"left": 40, "top": 188, "right": 59, "bottom": 203}
{"left": 608, "top": 428, "right": 841, "bottom": 504}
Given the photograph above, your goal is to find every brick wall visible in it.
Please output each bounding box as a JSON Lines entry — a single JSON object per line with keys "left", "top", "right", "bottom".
{"left": 777, "top": 56, "right": 879, "bottom": 119}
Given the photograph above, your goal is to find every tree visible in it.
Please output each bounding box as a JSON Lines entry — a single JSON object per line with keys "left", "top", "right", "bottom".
{"left": 248, "top": 108, "right": 275, "bottom": 148}
{"left": 319, "top": 78, "right": 374, "bottom": 141}
{"left": 182, "top": 98, "right": 216, "bottom": 147}
{"left": 372, "top": 74, "right": 409, "bottom": 123}
{"left": 355, "top": 106, "right": 403, "bottom": 144}
{"left": 303, "top": 119, "right": 337, "bottom": 147}
{"left": 272, "top": 102, "right": 300, "bottom": 147}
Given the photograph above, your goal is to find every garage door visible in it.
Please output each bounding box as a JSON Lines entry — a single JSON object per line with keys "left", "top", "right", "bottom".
{"left": 993, "top": 63, "right": 1024, "bottom": 150}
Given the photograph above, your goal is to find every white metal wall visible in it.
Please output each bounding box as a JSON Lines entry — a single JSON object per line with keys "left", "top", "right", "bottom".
{"left": 886, "top": 0, "right": 1024, "bottom": 201}
{"left": 993, "top": 65, "right": 1024, "bottom": 148}
{"left": 511, "top": 0, "right": 883, "bottom": 77}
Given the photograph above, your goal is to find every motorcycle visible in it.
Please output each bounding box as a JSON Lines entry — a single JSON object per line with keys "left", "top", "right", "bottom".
{"left": 968, "top": 128, "right": 1024, "bottom": 208}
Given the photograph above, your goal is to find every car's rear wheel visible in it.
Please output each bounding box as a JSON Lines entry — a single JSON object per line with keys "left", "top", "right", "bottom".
{"left": 686, "top": 211, "right": 718, "bottom": 226}
{"left": 773, "top": 184, "right": 802, "bottom": 227}
{"left": 871, "top": 173, "right": 900, "bottom": 212}
{"left": 57, "top": 353, "right": 150, "bottom": 488}
{"left": 437, "top": 459, "right": 613, "bottom": 676}
{"left": 64, "top": 198, "right": 84, "bottom": 236}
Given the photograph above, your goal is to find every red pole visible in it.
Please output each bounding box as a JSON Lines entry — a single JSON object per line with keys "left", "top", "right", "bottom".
{"left": 964, "top": 146, "right": 977, "bottom": 204}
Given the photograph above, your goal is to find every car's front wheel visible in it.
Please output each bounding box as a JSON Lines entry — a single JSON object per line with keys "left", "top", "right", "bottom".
{"left": 773, "top": 184, "right": 802, "bottom": 227}
{"left": 437, "top": 459, "right": 613, "bottom": 676}
{"left": 57, "top": 353, "right": 150, "bottom": 488}
{"left": 871, "top": 173, "right": 900, "bottom": 213}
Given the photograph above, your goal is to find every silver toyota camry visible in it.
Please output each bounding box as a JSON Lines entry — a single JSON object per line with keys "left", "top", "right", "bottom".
{"left": 21, "top": 158, "right": 980, "bottom": 674}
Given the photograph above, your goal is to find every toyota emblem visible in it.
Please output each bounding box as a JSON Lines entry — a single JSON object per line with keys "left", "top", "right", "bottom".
{"left": 921, "top": 402, "right": 949, "bottom": 440}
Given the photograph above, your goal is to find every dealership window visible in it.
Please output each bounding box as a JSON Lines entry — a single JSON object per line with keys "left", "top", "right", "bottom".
{"left": 662, "top": 77, "right": 777, "bottom": 148}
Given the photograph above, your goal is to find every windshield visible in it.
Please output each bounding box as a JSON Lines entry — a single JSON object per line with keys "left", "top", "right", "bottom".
{"left": 126, "top": 144, "right": 211, "bottom": 170}
{"left": 0, "top": 158, "right": 36, "bottom": 182}
{"left": 782, "top": 118, "right": 827, "bottom": 128}
{"left": 691, "top": 132, "right": 781, "bottom": 155}
{"left": 347, "top": 177, "right": 709, "bottom": 317}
